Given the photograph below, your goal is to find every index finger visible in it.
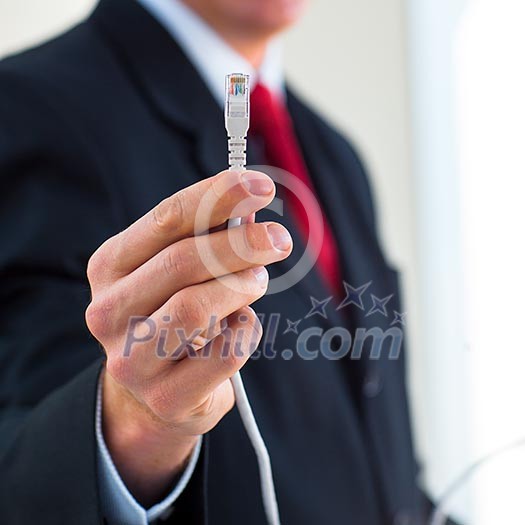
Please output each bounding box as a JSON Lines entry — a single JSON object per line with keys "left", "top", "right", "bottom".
{"left": 97, "top": 170, "right": 275, "bottom": 277}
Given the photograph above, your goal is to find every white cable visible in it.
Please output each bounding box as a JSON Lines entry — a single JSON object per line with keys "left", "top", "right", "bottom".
{"left": 225, "top": 73, "right": 281, "bottom": 525}
{"left": 230, "top": 370, "right": 281, "bottom": 525}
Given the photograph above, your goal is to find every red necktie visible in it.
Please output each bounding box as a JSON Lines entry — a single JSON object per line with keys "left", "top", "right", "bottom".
{"left": 250, "top": 84, "right": 342, "bottom": 296}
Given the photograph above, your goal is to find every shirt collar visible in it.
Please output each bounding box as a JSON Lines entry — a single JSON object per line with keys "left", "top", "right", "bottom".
{"left": 135, "top": 0, "right": 284, "bottom": 106}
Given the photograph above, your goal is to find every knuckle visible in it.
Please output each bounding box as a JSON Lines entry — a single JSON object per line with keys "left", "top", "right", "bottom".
{"left": 162, "top": 245, "right": 188, "bottom": 277}
{"left": 87, "top": 235, "right": 122, "bottom": 282}
{"left": 191, "top": 386, "right": 235, "bottom": 433}
{"left": 221, "top": 348, "right": 242, "bottom": 369}
{"left": 210, "top": 174, "right": 228, "bottom": 201}
{"left": 233, "top": 308, "right": 263, "bottom": 354}
{"left": 85, "top": 302, "right": 98, "bottom": 333}
{"left": 86, "top": 251, "right": 104, "bottom": 283}
{"left": 152, "top": 194, "right": 185, "bottom": 234}
{"left": 220, "top": 332, "right": 248, "bottom": 368}
{"left": 250, "top": 320, "right": 264, "bottom": 347}
{"left": 106, "top": 355, "right": 131, "bottom": 385}
{"left": 86, "top": 256, "right": 97, "bottom": 283}
{"left": 245, "top": 308, "right": 263, "bottom": 335}
{"left": 172, "top": 292, "right": 210, "bottom": 329}
{"left": 190, "top": 393, "right": 215, "bottom": 420}
{"left": 85, "top": 295, "right": 115, "bottom": 339}
{"left": 241, "top": 308, "right": 264, "bottom": 345}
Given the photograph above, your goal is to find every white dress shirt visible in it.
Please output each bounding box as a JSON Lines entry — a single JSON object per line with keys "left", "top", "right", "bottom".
{"left": 136, "top": 0, "right": 284, "bottom": 104}
{"left": 96, "top": 1, "right": 284, "bottom": 523}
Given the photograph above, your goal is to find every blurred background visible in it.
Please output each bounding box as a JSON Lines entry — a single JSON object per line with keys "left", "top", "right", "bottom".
{"left": 1, "top": 0, "right": 524, "bottom": 522}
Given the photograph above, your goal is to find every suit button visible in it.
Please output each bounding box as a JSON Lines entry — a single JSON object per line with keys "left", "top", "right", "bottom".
{"left": 393, "top": 509, "right": 412, "bottom": 525}
{"left": 363, "top": 373, "right": 383, "bottom": 398}
{"left": 158, "top": 506, "right": 175, "bottom": 522}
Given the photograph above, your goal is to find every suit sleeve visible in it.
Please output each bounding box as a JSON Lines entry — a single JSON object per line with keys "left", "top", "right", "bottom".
{"left": 0, "top": 68, "right": 118, "bottom": 523}
{"left": 0, "top": 70, "right": 206, "bottom": 525}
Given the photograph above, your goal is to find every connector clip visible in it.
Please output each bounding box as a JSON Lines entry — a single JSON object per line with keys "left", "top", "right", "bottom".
{"left": 225, "top": 73, "right": 250, "bottom": 170}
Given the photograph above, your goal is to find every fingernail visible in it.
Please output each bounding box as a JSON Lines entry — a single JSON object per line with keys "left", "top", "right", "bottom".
{"left": 252, "top": 266, "right": 268, "bottom": 285}
{"left": 241, "top": 172, "right": 274, "bottom": 196}
{"left": 267, "top": 224, "right": 292, "bottom": 251}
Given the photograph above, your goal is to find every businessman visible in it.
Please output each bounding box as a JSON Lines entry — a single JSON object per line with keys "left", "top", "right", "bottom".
{"left": 0, "top": 0, "right": 439, "bottom": 523}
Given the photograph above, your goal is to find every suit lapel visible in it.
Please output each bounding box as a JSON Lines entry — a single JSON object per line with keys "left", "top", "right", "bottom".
{"left": 287, "top": 89, "right": 399, "bottom": 353}
{"left": 288, "top": 90, "right": 415, "bottom": 516}
{"left": 91, "top": 0, "right": 226, "bottom": 178}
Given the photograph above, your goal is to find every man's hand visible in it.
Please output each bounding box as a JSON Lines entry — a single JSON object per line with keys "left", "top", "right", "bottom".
{"left": 85, "top": 170, "right": 292, "bottom": 506}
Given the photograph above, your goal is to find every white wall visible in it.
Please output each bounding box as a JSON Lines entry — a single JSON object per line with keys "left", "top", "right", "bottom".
{"left": 456, "top": 1, "right": 525, "bottom": 522}
{"left": 406, "top": 0, "right": 470, "bottom": 516}
{"left": 0, "top": 0, "right": 435, "bottom": 502}
{"left": 0, "top": 0, "right": 95, "bottom": 55}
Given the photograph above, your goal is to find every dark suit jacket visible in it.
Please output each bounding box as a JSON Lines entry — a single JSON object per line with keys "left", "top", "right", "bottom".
{"left": 0, "top": 0, "right": 434, "bottom": 523}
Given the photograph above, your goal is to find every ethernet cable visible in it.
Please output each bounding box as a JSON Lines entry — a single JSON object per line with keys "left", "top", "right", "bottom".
{"left": 224, "top": 73, "right": 281, "bottom": 525}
